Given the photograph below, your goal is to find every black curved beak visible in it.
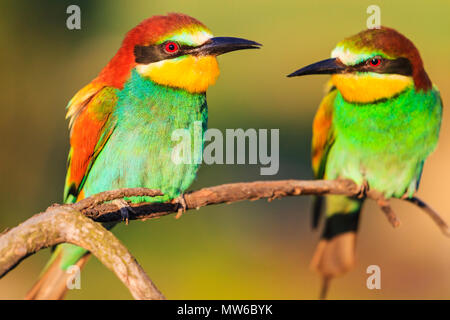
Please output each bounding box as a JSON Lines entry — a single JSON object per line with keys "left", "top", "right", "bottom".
{"left": 287, "top": 58, "right": 346, "bottom": 77}
{"left": 196, "top": 37, "right": 262, "bottom": 56}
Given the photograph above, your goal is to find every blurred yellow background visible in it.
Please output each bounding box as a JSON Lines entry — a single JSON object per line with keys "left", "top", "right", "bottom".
{"left": 1, "top": 0, "right": 450, "bottom": 299}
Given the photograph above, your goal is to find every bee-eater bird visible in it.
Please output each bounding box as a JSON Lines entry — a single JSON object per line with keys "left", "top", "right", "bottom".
{"left": 288, "top": 27, "right": 442, "bottom": 298}
{"left": 26, "top": 13, "right": 260, "bottom": 300}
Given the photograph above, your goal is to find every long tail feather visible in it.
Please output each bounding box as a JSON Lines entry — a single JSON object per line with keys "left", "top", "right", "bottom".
{"left": 312, "top": 196, "right": 324, "bottom": 229}
{"left": 310, "top": 195, "right": 363, "bottom": 299}
{"left": 25, "top": 245, "right": 90, "bottom": 300}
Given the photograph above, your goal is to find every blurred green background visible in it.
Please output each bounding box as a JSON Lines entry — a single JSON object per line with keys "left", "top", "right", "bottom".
{"left": 1, "top": 0, "right": 450, "bottom": 299}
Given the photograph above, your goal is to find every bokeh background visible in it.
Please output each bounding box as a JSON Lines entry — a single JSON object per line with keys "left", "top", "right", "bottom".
{"left": 1, "top": 0, "right": 450, "bottom": 299}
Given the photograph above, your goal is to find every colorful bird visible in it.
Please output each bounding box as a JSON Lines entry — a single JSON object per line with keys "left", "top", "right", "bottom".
{"left": 288, "top": 27, "right": 442, "bottom": 298}
{"left": 26, "top": 13, "right": 260, "bottom": 299}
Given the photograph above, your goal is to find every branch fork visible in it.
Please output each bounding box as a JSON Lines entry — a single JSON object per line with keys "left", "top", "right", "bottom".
{"left": 0, "top": 179, "right": 448, "bottom": 299}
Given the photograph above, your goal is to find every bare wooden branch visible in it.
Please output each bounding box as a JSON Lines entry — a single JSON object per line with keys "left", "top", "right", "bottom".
{"left": 0, "top": 206, "right": 164, "bottom": 300}
{"left": 70, "top": 179, "right": 447, "bottom": 236}
{"left": 72, "top": 188, "right": 163, "bottom": 211}
{"left": 407, "top": 197, "right": 450, "bottom": 237}
{"left": 376, "top": 196, "right": 401, "bottom": 228}
{"left": 0, "top": 178, "right": 447, "bottom": 300}
{"left": 81, "top": 179, "right": 364, "bottom": 222}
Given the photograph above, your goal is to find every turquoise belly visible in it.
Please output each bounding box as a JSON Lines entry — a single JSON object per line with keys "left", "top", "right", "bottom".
{"left": 83, "top": 70, "right": 207, "bottom": 203}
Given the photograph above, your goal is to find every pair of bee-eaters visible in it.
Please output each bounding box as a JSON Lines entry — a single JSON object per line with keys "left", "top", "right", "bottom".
{"left": 26, "top": 13, "right": 442, "bottom": 299}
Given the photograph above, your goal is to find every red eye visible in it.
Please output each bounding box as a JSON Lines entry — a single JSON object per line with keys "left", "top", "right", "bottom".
{"left": 164, "top": 42, "right": 179, "bottom": 53}
{"left": 369, "top": 58, "right": 381, "bottom": 67}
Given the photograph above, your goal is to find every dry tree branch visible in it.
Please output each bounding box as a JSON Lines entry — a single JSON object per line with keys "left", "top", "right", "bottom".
{"left": 72, "top": 179, "right": 448, "bottom": 235}
{"left": 0, "top": 178, "right": 448, "bottom": 299}
{"left": 375, "top": 194, "right": 402, "bottom": 228}
{"left": 80, "top": 179, "right": 364, "bottom": 222}
{"left": 406, "top": 197, "right": 450, "bottom": 236}
{"left": 0, "top": 206, "right": 164, "bottom": 300}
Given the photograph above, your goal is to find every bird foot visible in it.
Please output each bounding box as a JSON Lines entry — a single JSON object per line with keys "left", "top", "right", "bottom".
{"left": 112, "top": 199, "right": 135, "bottom": 225}
{"left": 357, "top": 180, "right": 369, "bottom": 198}
{"left": 173, "top": 194, "right": 187, "bottom": 219}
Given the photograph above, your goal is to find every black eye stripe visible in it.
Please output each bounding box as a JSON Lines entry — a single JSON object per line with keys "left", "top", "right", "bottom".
{"left": 134, "top": 45, "right": 163, "bottom": 64}
{"left": 345, "top": 57, "right": 413, "bottom": 76}
{"left": 380, "top": 57, "right": 413, "bottom": 75}
{"left": 134, "top": 41, "right": 197, "bottom": 64}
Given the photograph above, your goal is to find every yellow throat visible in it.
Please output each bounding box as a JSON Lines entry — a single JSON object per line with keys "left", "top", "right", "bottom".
{"left": 331, "top": 73, "right": 413, "bottom": 103}
{"left": 136, "top": 55, "right": 220, "bottom": 93}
